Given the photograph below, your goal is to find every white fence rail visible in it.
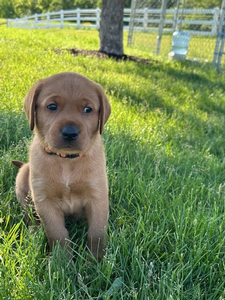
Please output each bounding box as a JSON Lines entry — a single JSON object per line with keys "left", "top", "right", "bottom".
{"left": 7, "top": 8, "right": 220, "bottom": 36}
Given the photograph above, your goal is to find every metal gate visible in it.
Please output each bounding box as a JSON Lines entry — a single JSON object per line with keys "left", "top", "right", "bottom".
{"left": 213, "top": 0, "right": 225, "bottom": 71}
{"left": 128, "top": 0, "right": 225, "bottom": 71}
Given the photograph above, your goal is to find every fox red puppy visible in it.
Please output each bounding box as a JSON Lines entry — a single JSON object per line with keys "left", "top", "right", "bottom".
{"left": 13, "top": 72, "right": 111, "bottom": 260}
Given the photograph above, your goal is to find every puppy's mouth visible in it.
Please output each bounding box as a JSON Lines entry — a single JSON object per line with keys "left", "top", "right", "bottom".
{"left": 57, "top": 144, "right": 79, "bottom": 150}
{"left": 47, "top": 143, "right": 82, "bottom": 154}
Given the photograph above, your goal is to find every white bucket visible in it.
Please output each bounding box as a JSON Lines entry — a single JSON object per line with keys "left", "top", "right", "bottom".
{"left": 169, "top": 31, "right": 190, "bottom": 60}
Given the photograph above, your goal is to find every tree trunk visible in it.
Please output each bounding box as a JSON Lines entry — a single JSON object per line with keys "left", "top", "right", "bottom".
{"left": 99, "top": 0, "right": 124, "bottom": 57}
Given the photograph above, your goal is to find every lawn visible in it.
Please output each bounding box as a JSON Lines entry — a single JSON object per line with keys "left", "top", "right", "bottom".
{"left": 1, "top": 26, "right": 225, "bottom": 299}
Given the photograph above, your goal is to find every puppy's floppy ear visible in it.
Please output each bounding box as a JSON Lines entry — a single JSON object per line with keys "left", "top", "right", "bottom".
{"left": 97, "top": 85, "right": 111, "bottom": 134}
{"left": 23, "top": 81, "right": 42, "bottom": 131}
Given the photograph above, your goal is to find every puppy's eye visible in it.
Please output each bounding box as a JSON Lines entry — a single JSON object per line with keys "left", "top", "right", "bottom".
{"left": 83, "top": 107, "right": 92, "bottom": 114}
{"left": 47, "top": 104, "right": 58, "bottom": 111}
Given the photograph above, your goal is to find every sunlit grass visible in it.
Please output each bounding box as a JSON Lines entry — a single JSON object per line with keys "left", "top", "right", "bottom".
{"left": 1, "top": 26, "right": 225, "bottom": 299}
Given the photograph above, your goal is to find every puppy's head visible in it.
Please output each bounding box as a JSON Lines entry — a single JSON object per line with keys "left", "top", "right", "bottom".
{"left": 24, "top": 72, "right": 111, "bottom": 153}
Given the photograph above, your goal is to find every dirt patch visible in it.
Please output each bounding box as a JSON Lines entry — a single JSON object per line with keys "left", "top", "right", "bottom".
{"left": 53, "top": 48, "right": 153, "bottom": 64}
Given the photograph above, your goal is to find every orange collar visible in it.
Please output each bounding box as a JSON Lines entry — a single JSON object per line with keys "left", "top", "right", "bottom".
{"left": 45, "top": 148, "right": 82, "bottom": 159}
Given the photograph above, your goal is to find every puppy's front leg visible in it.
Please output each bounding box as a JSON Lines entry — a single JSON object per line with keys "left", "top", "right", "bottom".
{"left": 85, "top": 200, "right": 108, "bottom": 261}
{"left": 36, "top": 201, "right": 72, "bottom": 257}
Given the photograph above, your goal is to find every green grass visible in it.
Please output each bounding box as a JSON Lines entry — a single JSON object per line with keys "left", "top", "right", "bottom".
{"left": 1, "top": 26, "right": 225, "bottom": 299}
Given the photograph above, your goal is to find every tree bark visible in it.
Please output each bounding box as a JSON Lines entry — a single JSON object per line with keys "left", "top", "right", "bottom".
{"left": 99, "top": 0, "right": 124, "bottom": 56}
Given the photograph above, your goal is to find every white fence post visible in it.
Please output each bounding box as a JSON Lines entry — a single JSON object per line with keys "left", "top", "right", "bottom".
{"left": 96, "top": 8, "right": 101, "bottom": 30}
{"left": 60, "top": 10, "right": 64, "bottom": 28}
{"left": 47, "top": 12, "right": 50, "bottom": 28}
{"left": 35, "top": 13, "right": 38, "bottom": 29}
{"left": 143, "top": 7, "right": 148, "bottom": 31}
{"left": 77, "top": 8, "right": 80, "bottom": 29}
{"left": 25, "top": 16, "right": 28, "bottom": 28}
{"left": 212, "top": 7, "right": 219, "bottom": 35}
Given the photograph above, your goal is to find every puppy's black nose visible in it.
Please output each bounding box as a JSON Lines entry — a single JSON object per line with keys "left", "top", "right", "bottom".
{"left": 61, "top": 126, "right": 79, "bottom": 141}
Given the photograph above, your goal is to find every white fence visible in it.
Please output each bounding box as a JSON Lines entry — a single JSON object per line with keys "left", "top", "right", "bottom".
{"left": 7, "top": 8, "right": 220, "bottom": 36}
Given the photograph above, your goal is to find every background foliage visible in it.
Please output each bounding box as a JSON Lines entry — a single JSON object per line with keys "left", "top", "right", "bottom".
{"left": 0, "top": 0, "right": 222, "bottom": 18}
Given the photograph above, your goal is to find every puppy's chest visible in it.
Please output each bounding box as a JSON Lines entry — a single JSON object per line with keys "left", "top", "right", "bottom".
{"left": 50, "top": 172, "right": 93, "bottom": 215}
{"left": 61, "top": 173, "right": 85, "bottom": 196}
{"left": 58, "top": 170, "right": 91, "bottom": 198}
{"left": 32, "top": 157, "right": 99, "bottom": 212}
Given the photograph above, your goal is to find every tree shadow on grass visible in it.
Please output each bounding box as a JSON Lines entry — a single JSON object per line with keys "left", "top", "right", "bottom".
{"left": 0, "top": 111, "right": 31, "bottom": 155}
{"left": 68, "top": 50, "right": 225, "bottom": 117}
{"left": 0, "top": 111, "right": 31, "bottom": 223}
{"left": 92, "top": 57, "right": 225, "bottom": 118}
{"left": 103, "top": 121, "right": 225, "bottom": 297}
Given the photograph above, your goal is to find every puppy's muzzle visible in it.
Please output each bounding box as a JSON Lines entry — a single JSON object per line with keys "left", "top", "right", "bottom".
{"left": 61, "top": 126, "right": 79, "bottom": 142}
